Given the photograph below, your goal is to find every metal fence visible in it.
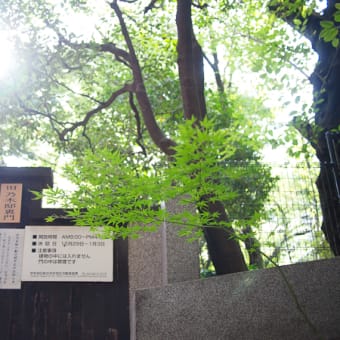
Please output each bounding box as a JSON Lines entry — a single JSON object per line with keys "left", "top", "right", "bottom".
{"left": 200, "top": 160, "right": 334, "bottom": 274}
{"left": 258, "top": 162, "right": 333, "bottom": 266}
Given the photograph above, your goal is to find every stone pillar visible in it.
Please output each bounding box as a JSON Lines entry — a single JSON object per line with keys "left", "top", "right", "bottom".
{"left": 128, "top": 199, "right": 200, "bottom": 290}
{"left": 128, "top": 198, "right": 200, "bottom": 339}
{"left": 164, "top": 199, "right": 200, "bottom": 284}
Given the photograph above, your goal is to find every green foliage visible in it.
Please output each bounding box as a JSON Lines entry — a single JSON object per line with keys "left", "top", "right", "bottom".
{"left": 165, "top": 118, "right": 238, "bottom": 207}
{"left": 318, "top": 3, "right": 340, "bottom": 47}
{"left": 320, "top": 20, "right": 339, "bottom": 47}
{"left": 43, "top": 118, "right": 243, "bottom": 240}
{"left": 1, "top": 0, "right": 327, "bottom": 269}
{"left": 44, "top": 148, "right": 164, "bottom": 239}
{"left": 0, "top": 0, "right": 297, "bottom": 162}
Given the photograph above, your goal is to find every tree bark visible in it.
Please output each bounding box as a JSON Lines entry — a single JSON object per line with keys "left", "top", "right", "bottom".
{"left": 176, "top": 0, "right": 247, "bottom": 273}
{"left": 242, "top": 226, "right": 264, "bottom": 269}
{"left": 112, "top": 0, "right": 247, "bottom": 274}
{"left": 111, "top": 0, "right": 176, "bottom": 156}
{"left": 202, "top": 201, "right": 248, "bottom": 274}
{"left": 176, "top": 0, "right": 206, "bottom": 121}
{"left": 270, "top": 0, "right": 340, "bottom": 255}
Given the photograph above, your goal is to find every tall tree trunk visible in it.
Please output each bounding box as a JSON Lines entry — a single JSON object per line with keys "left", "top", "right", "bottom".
{"left": 176, "top": 0, "right": 247, "bottom": 274}
{"left": 302, "top": 5, "right": 340, "bottom": 255}
{"left": 315, "top": 132, "right": 340, "bottom": 255}
{"left": 176, "top": 0, "right": 206, "bottom": 121}
{"left": 270, "top": 0, "right": 340, "bottom": 255}
{"left": 113, "top": 0, "right": 247, "bottom": 274}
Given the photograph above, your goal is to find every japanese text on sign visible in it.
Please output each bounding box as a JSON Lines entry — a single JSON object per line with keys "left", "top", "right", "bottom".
{"left": 0, "top": 183, "right": 23, "bottom": 223}
{"left": 22, "top": 226, "right": 113, "bottom": 282}
{"left": 0, "top": 229, "right": 25, "bottom": 289}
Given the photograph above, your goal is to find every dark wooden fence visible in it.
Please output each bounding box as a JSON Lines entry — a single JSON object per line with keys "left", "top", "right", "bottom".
{"left": 0, "top": 168, "right": 129, "bottom": 340}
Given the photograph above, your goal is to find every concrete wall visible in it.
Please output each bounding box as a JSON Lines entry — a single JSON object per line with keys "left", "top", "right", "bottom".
{"left": 133, "top": 258, "right": 340, "bottom": 340}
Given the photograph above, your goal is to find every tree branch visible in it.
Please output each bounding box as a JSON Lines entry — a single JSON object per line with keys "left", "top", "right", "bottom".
{"left": 110, "top": 0, "right": 176, "bottom": 155}
{"left": 17, "top": 100, "right": 66, "bottom": 141}
{"left": 82, "top": 124, "right": 95, "bottom": 152}
{"left": 57, "top": 33, "right": 132, "bottom": 68}
{"left": 51, "top": 76, "right": 104, "bottom": 105}
{"left": 144, "top": 0, "right": 161, "bottom": 13}
{"left": 59, "top": 83, "right": 133, "bottom": 140}
{"left": 268, "top": 1, "right": 323, "bottom": 46}
{"left": 99, "top": 42, "right": 132, "bottom": 67}
{"left": 203, "top": 52, "right": 225, "bottom": 93}
{"left": 129, "top": 92, "right": 147, "bottom": 157}
{"left": 192, "top": 1, "right": 208, "bottom": 10}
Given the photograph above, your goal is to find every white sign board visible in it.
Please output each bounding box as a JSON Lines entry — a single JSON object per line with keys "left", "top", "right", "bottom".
{"left": 0, "top": 229, "right": 25, "bottom": 289}
{"left": 22, "top": 226, "right": 113, "bottom": 282}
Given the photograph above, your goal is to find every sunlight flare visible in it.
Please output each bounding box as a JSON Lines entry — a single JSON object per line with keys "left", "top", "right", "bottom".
{"left": 0, "top": 32, "right": 14, "bottom": 79}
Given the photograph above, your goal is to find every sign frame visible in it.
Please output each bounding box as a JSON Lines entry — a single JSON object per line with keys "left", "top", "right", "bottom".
{"left": 21, "top": 226, "right": 114, "bottom": 282}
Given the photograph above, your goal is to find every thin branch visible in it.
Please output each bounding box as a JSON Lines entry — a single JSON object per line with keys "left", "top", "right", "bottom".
{"left": 110, "top": 0, "right": 176, "bottom": 155}
{"left": 59, "top": 83, "right": 133, "bottom": 140}
{"left": 82, "top": 124, "right": 95, "bottom": 152}
{"left": 57, "top": 32, "right": 132, "bottom": 68}
{"left": 203, "top": 51, "right": 225, "bottom": 93}
{"left": 19, "top": 104, "right": 60, "bottom": 125}
{"left": 192, "top": 1, "right": 208, "bottom": 10}
{"left": 57, "top": 54, "right": 83, "bottom": 71}
{"left": 286, "top": 59, "right": 312, "bottom": 81}
{"left": 144, "top": 0, "right": 161, "bottom": 13}
{"left": 241, "top": 31, "right": 312, "bottom": 81}
{"left": 51, "top": 77, "right": 104, "bottom": 105}
{"left": 129, "top": 92, "right": 147, "bottom": 157}
{"left": 17, "top": 98, "right": 66, "bottom": 140}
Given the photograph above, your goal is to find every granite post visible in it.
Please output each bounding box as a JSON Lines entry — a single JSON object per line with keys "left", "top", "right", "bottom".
{"left": 128, "top": 198, "right": 200, "bottom": 339}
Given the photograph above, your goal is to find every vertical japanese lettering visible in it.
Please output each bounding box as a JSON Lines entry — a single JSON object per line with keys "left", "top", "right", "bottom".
{"left": 0, "top": 183, "right": 23, "bottom": 223}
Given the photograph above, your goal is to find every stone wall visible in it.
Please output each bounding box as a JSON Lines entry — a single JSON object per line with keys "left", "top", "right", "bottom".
{"left": 133, "top": 258, "right": 340, "bottom": 340}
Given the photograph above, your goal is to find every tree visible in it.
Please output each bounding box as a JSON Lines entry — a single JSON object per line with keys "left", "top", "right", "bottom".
{"left": 268, "top": 0, "right": 340, "bottom": 255}
{"left": 0, "top": 1, "right": 292, "bottom": 274}
{"left": 0, "top": 0, "right": 263, "bottom": 275}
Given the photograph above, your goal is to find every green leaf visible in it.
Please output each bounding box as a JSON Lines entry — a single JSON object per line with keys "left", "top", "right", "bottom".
{"left": 320, "top": 20, "right": 335, "bottom": 29}
{"left": 320, "top": 26, "right": 338, "bottom": 42}
{"left": 332, "top": 38, "right": 339, "bottom": 48}
{"left": 334, "top": 12, "right": 340, "bottom": 23}
{"left": 293, "top": 18, "right": 302, "bottom": 26}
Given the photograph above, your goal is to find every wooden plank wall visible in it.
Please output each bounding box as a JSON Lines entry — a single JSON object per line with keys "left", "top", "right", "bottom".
{"left": 0, "top": 239, "right": 129, "bottom": 340}
{"left": 0, "top": 168, "right": 130, "bottom": 340}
